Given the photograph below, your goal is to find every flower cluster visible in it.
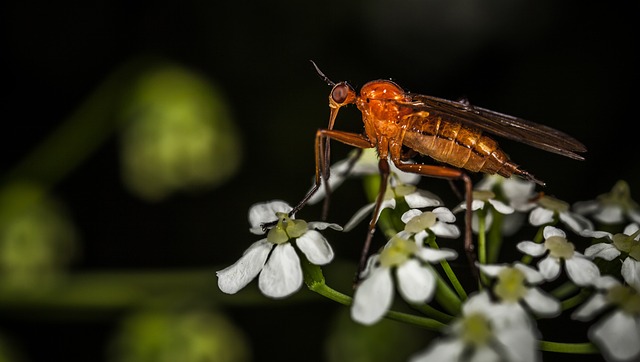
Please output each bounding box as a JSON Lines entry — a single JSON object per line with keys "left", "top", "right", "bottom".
{"left": 217, "top": 149, "right": 640, "bottom": 362}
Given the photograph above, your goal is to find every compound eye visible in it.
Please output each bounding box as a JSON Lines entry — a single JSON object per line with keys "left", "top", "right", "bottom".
{"left": 331, "top": 83, "right": 350, "bottom": 104}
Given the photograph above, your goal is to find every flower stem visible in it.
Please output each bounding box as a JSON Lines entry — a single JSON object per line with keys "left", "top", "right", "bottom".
{"left": 538, "top": 341, "right": 599, "bottom": 354}
{"left": 301, "top": 261, "right": 446, "bottom": 331}
{"left": 427, "top": 238, "right": 467, "bottom": 301}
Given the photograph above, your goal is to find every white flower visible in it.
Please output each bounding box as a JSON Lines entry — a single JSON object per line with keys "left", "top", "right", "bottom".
{"left": 572, "top": 276, "right": 640, "bottom": 362}
{"left": 453, "top": 189, "right": 514, "bottom": 233}
{"left": 584, "top": 223, "right": 640, "bottom": 290}
{"left": 307, "top": 148, "right": 420, "bottom": 204}
{"left": 343, "top": 175, "right": 442, "bottom": 232}
{"left": 410, "top": 291, "right": 540, "bottom": 362}
{"left": 217, "top": 200, "right": 341, "bottom": 298}
{"left": 350, "top": 233, "right": 457, "bottom": 325}
{"left": 573, "top": 180, "right": 640, "bottom": 225}
{"left": 477, "top": 262, "right": 561, "bottom": 317}
{"left": 517, "top": 226, "right": 600, "bottom": 286}
{"left": 401, "top": 207, "right": 460, "bottom": 244}
{"left": 476, "top": 175, "right": 538, "bottom": 235}
{"left": 528, "top": 195, "right": 595, "bottom": 236}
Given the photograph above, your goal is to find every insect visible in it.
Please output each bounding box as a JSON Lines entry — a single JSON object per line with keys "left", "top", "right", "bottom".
{"left": 289, "top": 61, "right": 586, "bottom": 278}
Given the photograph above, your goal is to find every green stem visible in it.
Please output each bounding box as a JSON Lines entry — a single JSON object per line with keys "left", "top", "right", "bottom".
{"left": 538, "top": 341, "right": 599, "bottom": 354}
{"left": 302, "top": 261, "right": 446, "bottom": 331}
{"left": 487, "top": 211, "right": 504, "bottom": 263}
{"left": 427, "top": 238, "right": 467, "bottom": 301}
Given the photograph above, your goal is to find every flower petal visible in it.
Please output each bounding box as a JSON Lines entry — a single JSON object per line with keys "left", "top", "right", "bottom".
{"left": 565, "top": 256, "right": 600, "bottom": 286}
{"left": 248, "top": 200, "right": 292, "bottom": 233}
{"left": 417, "top": 247, "right": 458, "bottom": 263}
{"left": 217, "top": 239, "right": 272, "bottom": 294}
{"left": 404, "top": 190, "right": 442, "bottom": 208}
{"left": 559, "top": 212, "right": 594, "bottom": 235}
{"left": 590, "top": 310, "right": 640, "bottom": 361}
{"left": 572, "top": 294, "right": 609, "bottom": 321}
{"left": 488, "top": 199, "right": 514, "bottom": 214}
{"left": 343, "top": 203, "right": 376, "bottom": 232}
{"left": 351, "top": 267, "right": 394, "bottom": 325}
{"left": 431, "top": 222, "right": 461, "bottom": 239}
{"left": 494, "top": 324, "right": 540, "bottom": 362}
{"left": 523, "top": 287, "right": 561, "bottom": 317}
{"left": 516, "top": 241, "right": 547, "bottom": 257}
{"left": 513, "top": 263, "right": 544, "bottom": 284}
{"left": 537, "top": 256, "right": 561, "bottom": 281}
{"left": 621, "top": 257, "right": 640, "bottom": 290}
{"left": 296, "top": 230, "right": 334, "bottom": 265}
{"left": 543, "top": 226, "right": 566, "bottom": 239}
{"left": 396, "top": 260, "right": 436, "bottom": 303}
{"left": 584, "top": 243, "right": 620, "bottom": 261}
{"left": 258, "top": 243, "right": 302, "bottom": 298}
{"left": 529, "top": 207, "right": 553, "bottom": 226}
{"left": 409, "top": 339, "right": 465, "bottom": 362}
{"left": 307, "top": 221, "right": 343, "bottom": 231}
{"left": 476, "top": 263, "right": 507, "bottom": 278}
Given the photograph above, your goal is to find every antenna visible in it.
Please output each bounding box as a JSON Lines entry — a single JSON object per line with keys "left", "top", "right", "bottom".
{"left": 309, "top": 60, "right": 335, "bottom": 86}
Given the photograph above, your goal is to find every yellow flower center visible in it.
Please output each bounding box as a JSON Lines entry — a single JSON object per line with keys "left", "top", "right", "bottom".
{"left": 461, "top": 313, "right": 492, "bottom": 347}
{"left": 537, "top": 195, "right": 569, "bottom": 213}
{"left": 494, "top": 267, "right": 528, "bottom": 302}
{"left": 404, "top": 212, "right": 437, "bottom": 233}
{"left": 545, "top": 235, "right": 575, "bottom": 259}
{"left": 379, "top": 236, "right": 418, "bottom": 268}
{"left": 606, "top": 285, "right": 640, "bottom": 316}
{"left": 472, "top": 190, "right": 495, "bottom": 202}
{"left": 612, "top": 230, "right": 640, "bottom": 261}
{"left": 266, "top": 212, "right": 307, "bottom": 244}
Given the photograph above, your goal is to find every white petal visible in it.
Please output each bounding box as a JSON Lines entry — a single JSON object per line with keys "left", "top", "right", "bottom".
{"left": 559, "top": 212, "right": 594, "bottom": 234}
{"left": 565, "top": 256, "right": 600, "bottom": 286}
{"left": 476, "top": 263, "right": 507, "bottom": 278}
{"left": 343, "top": 203, "right": 376, "bottom": 232}
{"left": 396, "top": 260, "right": 436, "bottom": 303}
{"left": 580, "top": 229, "right": 612, "bottom": 239}
{"left": 513, "top": 263, "right": 544, "bottom": 284}
{"left": 572, "top": 294, "right": 609, "bottom": 321}
{"left": 258, "top": 243, "right": 302, "bottom": 298}
{"left": 572, "top": 200, "right": 599, "bottom": 215}
{"left": 401, "top": 209, "right": 423, "bottom": 224}
{"left": 516, "top": 241, "right": 547, "bottom": 257}
{"left": 538, "top": 256, "right": 561, "bottom": 281}
{"left": 590, "top": 311, "right": 640, "bottom": 361}
{"left": 296, "top": 230, "right": 334, "bottom": 265}
{"left": 543, "top": 225, "right": 566, "bottom": 239}
{"left": 409, "top": 339, "right": 465, "bottom": 362}
{"left": 628, "top": 210, "right": 640, "bottom": 224}
{"left": 307, "top": 159, "right": 352, "bottom": 205}
{"left": 469, "top": 346, "right": 502, "bottom": 362}
{"left": 216, "top": 239, "right": 272, "bottom": 294}
{"left": 494, "top": 325, "right": 540, "bottom": 362}
{"left": 433, "top": 207, "right": 456, "bottom": 222}
{"left": 523, "top": 287, "right": 561, "bottom": 317}
{"left": 248, "top": 200, "right": 292, "bottom": 232}
{"left": 307, "top": 221, "right": 343, "bottom": 231}
{"left": 488, "top": 199, "right": 514, "bottom": 214}
{"left": 417, "top": 247, "right": 458, "bottom": 263}
{"left": 404, "top": 190, "right": 442, "bottom": 208}
{"left": 351, "top": 267, "right": 394, "bottom": 325}
{"left": 623, "top": 223, "right": 640, "bottom": 236}
{"left": 529, "top": 207, "right": 553, "bottom": 226}
{"left": 430, "top": 222, "right": 461, "bottom": 239}
{"left": 621, "top": 257, "right": 640, "bottom": 290}
{"left": 593, "top": 205, "right": 625, "bottom": 224}
{"left": 584, "top": 243, "right": 620, "bottom": 261}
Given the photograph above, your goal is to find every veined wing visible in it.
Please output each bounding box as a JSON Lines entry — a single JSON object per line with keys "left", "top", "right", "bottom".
{"left": 402, "top": 93, "right": 587, "bottom": 160}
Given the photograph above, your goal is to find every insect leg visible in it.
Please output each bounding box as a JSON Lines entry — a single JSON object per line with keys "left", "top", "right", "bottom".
{"left": 289, "top": 130, "right": 373, "bottom": 218}
{"left": 392, "top": 162, "right": 477, "bottom": 272}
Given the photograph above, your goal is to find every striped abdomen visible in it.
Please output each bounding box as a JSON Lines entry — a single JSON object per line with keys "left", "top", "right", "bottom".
{"left": 401, "top": 112, "right": 537, "bottom": 182}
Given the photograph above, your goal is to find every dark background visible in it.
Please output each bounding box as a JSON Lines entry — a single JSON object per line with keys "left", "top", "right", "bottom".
{"left": 1, "top": 1, "right": 638, "bottom": 361}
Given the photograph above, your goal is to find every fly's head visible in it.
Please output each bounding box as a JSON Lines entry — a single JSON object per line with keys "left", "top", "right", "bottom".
{"left": 327, "top": 82, "right": 356, "bottom": 130}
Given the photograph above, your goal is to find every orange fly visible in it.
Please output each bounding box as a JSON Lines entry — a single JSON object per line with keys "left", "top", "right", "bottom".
{"left": 289, "top": 61, "right": 586, "bottom": 277}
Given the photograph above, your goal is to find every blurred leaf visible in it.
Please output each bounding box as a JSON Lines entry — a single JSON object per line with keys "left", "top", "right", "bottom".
{"left": 108, "top": 308, "right": 250, "bottom": 362}
{"left": 119, "top": 64, "right": 242, "bottom": 201}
